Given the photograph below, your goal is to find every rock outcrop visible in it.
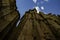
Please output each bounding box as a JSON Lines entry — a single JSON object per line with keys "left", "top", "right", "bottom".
{"left": 17, "top": 9, "right": 60, "bottom": 40}
{"left": 0, "top": 0, "right": 60, "bottom": 40}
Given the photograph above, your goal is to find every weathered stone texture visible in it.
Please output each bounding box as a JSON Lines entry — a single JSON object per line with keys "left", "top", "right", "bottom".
{"left": 0, "top": 0, "right": 20, "bottom": 40}
{"left": 17, "top": 9, "right": 60, "bottom": 40}
{"left": 0, "top": 0, "right": 60, "bottom": 40}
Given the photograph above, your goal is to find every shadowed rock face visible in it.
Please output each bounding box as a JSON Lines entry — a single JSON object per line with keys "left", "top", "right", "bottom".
{"left": 0, "top": 0, "right": 20, "bottom": 40}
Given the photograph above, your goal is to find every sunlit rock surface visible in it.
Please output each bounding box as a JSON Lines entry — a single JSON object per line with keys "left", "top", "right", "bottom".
{"left": 17, "top": 9, "right": 60, "bottom": 40}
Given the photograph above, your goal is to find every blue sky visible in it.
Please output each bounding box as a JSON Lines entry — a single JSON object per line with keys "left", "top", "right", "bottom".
{"left": 16, "top": 0, "right": 60, "bottom": 17}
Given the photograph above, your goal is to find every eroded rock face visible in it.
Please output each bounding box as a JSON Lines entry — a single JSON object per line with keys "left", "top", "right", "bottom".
{"left": 0, "top": 0, "right": 60, "bottom": 40}
{"left": 0, "top": 0, "right": 20, "bottom": 40}
{"left": 17, "top": 9, "right": 60, "bottom": 40}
